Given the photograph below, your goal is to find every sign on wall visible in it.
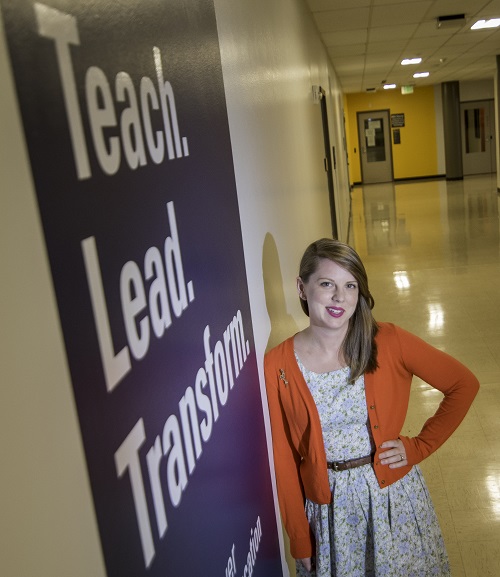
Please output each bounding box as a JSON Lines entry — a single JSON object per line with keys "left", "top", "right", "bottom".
{"left": 1, "top": 1, "right": 283, "bottom": 575}
{"left": 391, "top": 113, "right": 405, "bottom": 128}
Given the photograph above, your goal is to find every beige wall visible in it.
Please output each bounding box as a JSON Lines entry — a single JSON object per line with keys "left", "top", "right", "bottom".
{"left": 0, "top": 14, "right": 107, "bottom": 576}
{"left": 216, "top": 2, "right": 350, "bottom": 572}
{"left": 0, "top": 2, "right": 350, "bottom": 576}
{"left": 215, "top": 0, "right": 349, "bottom": 353}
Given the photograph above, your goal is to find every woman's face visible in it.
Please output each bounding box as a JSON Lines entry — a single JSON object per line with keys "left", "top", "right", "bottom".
{"left": 297, "top": 258, "right": 359, "bottom": 334}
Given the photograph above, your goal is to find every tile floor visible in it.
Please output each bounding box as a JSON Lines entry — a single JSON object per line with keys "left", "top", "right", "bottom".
{"left": 349, "top": 174, "right": 500, "bottom": 577}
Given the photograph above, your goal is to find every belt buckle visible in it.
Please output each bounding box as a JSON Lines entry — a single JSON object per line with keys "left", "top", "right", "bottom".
{"left": 332, "top": 460, "right": 344, "bottom": 471}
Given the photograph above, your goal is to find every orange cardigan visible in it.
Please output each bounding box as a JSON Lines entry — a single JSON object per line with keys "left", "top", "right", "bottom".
{"left": 264, "top": 323, "right": 479, "bottom": 559}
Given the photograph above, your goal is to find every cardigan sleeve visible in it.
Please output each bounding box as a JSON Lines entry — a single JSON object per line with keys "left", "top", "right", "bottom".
{"left": 264, "top": 352, "right": 314, "bottom": 559}
{"left": 394, "top": 325, "right": 479, "bottom": 463}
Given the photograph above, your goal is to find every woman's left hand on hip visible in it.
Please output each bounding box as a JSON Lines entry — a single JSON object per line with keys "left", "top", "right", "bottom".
{"left": 379, "top": 439, "right": 407, "bottom": 468}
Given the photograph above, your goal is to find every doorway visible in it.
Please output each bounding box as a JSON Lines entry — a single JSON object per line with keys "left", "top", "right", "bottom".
{"left": 460, "top": 100, "right": 496, "bottom": 175}
{"left": 357, "top": 110, "right": 393, "bottom": 183}
{"left": 318, "top": 86, "right": 338, "bottom": 238}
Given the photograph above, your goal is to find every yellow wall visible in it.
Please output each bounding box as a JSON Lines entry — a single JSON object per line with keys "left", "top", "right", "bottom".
{"left": 345, "top": 86, "right": 438, "bottom": 183}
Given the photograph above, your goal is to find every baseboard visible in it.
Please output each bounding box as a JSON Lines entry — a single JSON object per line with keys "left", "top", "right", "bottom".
{"left": 352, "top": 174, "right": 446, "bottom": 187}
{"left": 394, "top": 174, "right": 446, "bottom": 182}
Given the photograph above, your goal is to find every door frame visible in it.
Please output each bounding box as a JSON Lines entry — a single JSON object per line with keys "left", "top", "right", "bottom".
{"left": 318, "top": 86, "right": 338, "bottom": 238}
{"left": 460, "top": 99, "right": 496, "bottom": 175}
{"left": 357, "top": 109, "right": 394, "bottom": 184}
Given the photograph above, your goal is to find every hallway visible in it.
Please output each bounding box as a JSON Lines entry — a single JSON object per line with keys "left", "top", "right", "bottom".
{"left": 350, "top": 175, "right": 500, "bottom": 576}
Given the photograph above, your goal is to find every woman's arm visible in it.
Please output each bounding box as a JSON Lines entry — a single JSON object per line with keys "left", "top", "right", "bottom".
{"left": 396, "top": 326, "right": 479, "bottom": 463}
{"left": 264, "top": 357, "right": 314, "bottom": 559}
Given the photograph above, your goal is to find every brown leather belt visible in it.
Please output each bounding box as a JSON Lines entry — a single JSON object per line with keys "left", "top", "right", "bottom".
{"left": 327, "top": 454, "right": 373, "bottom": 472}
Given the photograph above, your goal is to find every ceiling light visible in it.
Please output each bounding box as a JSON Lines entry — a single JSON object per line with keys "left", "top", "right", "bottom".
{"left": 401, "top": 58, "right": 422, "bottom": 65}
{"left": 383, "top": 84, "right": 397, "bottom": 90}
{"left": 471, "top": 18, "right": 500, "bottom": 30}
{"left": 413, "top": 72, "right": 430, "bottom": 78}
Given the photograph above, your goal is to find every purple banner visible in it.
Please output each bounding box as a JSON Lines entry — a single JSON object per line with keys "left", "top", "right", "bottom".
{"left": 1, "top": 1, "right": 283, "bottom": 575}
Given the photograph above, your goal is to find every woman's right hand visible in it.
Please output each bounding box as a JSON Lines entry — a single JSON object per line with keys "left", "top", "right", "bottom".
{"left": 299, "top": 557, "right": 313, "bottom": 572}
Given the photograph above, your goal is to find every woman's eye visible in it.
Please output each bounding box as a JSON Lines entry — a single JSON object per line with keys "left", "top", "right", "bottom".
{"left": 320, "top": 281, "right": 332, "bottom": 287}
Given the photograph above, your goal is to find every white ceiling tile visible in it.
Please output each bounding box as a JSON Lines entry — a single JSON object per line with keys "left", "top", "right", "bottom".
{"left": 328, "top": 43, "right": 367, "bottom": 56}
{"left": 339, "top": 70, "right": 365, "bottom": 79}
{"left": 369, "top": 23, "right": 419, "bottom": 41}
{"left": 444, "top": 33, "right": 485, "bottom": 46}
{"left": 332, "top": 56, "right": 366, "bottom": 73}
{"left": 306, "top": 0, "right": 499, "bottom": 92}
{"left": 476, "top": 0, "right": 500, "bottom": 17}
{"left": 341, "top": 81, "right": 364, "bottom": 92}
{"left": 365, "top": 53, "right": 399, "bottom": 67}
{"left": 323, "top": 29, "right": 368, "bottom": 46}
{"left": 467, "top": 42, "right": 500, "bottom": 55}
{"left": 366, "top": 40, "right": 408, "bottom": 54}
{"left": 371, "top": 2, "right": 434, "bottom": 28}
{"left": 307, "top": 0, "right": 370, "bottom": 10}
{"left": 403, "top": 37, "right": 448, "bottom": 54}
{"left": 314, "top": 7, "right": 370, "bottom": 32}
{"left": 372, "top": 0, "right": 414, "bottom": 5}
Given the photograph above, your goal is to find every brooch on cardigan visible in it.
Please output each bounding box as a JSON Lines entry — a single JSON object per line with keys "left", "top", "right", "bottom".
{"left": 279, "top": 369, "right": 288, "bottom": 387}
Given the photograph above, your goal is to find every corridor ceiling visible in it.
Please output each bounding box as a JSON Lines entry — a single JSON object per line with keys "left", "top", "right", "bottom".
{"left": 306, "top": 0, "right": 500, "bottom": 93}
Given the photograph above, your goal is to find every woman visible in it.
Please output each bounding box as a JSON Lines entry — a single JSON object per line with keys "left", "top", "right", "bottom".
{"left": 264, "top": 238, "right": 479, "bottom": 576}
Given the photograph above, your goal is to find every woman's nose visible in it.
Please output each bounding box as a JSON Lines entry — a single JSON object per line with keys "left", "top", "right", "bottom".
{"left": 332, "top": 288, "right": 344, "bottom": 301}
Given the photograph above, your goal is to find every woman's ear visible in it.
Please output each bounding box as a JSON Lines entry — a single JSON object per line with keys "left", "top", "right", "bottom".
{"left": 296, "top": 277, "right": 306, "bottom": 300}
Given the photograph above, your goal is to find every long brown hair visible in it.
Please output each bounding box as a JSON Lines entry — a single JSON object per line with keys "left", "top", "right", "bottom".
{"left": 298, "top": 238, "right": 378, "bottom": 382}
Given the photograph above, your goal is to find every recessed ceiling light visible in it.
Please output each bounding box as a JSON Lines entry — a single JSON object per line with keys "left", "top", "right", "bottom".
{"left": 413, "top": 72, "right": 430, "bottom": 78}
{"left": 471, "top": 18, "right": 500, "bottom": 30}
{"left": 401, "top": 58, "right": 422, "bottom": 65}
{"left": 383, "top": 84, "right": 397, "bottom": 89}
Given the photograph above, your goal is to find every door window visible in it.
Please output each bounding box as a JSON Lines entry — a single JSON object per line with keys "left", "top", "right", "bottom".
{"left": 464, "top": 107, "right": 485, "bottom": 153}
{"left": 364, "top": 119, "right": 386, "bottom": 162}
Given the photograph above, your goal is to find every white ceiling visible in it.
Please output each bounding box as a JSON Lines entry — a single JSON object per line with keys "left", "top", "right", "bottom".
{"left": 306, "top": 0, "right": 500, "bottom": 93}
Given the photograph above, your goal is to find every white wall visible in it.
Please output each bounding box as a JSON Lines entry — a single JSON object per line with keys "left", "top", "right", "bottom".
{"left": 496, "top": 72, "right": 500, "bottom": 191}
{"left": 214, "top": 1, "right": 350, "bottom": 571}
{"left": 434, "top": 79, "right": 497, "bottom": 179}
{"left": 215, "top": 0, "right": 348, "bottom": 355}
{"left": 460, "top": 78, "right": 495, "bottom": 101}
{"left": 215, "top": 3, "right": 350, "bottom": 570}
{"left": 0, "top": 12, "right": 107, "bottom": 576}
{"left": 1, "top": 1, "right": 349, "bottom": 576}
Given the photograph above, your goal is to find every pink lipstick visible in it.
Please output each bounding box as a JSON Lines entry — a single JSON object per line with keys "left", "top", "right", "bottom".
{"left": 327, "top": 307, "right": 344, "bottom": 318}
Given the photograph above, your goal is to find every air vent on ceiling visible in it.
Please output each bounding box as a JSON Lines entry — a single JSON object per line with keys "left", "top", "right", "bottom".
{"left": 366, "top": 87, "right": 376, "bottom": 92}
{"left": 436, "top": 14, "right": 466, "bottom": 29}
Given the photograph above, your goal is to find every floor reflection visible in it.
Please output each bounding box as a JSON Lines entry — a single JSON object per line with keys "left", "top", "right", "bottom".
{"left": 351, "top": 175, "right": 500, "bottom": 270}
{"left": 350, "top": 174, "right": 500, "bottom": 577}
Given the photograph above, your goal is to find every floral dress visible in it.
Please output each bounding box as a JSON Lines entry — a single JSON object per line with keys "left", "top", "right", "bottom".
{"left": 295, "top": 355, "right": 450, "bottom": 577}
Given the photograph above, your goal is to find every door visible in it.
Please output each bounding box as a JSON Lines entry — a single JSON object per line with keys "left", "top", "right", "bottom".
{"left": 357, "top": 110, "right": 393, "bottom": 183}
{"left": 318, "top": 86, "right": 338, "bottom": 238}
{"left": 461, "top": 100, "right": 496, "bottom": 175}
